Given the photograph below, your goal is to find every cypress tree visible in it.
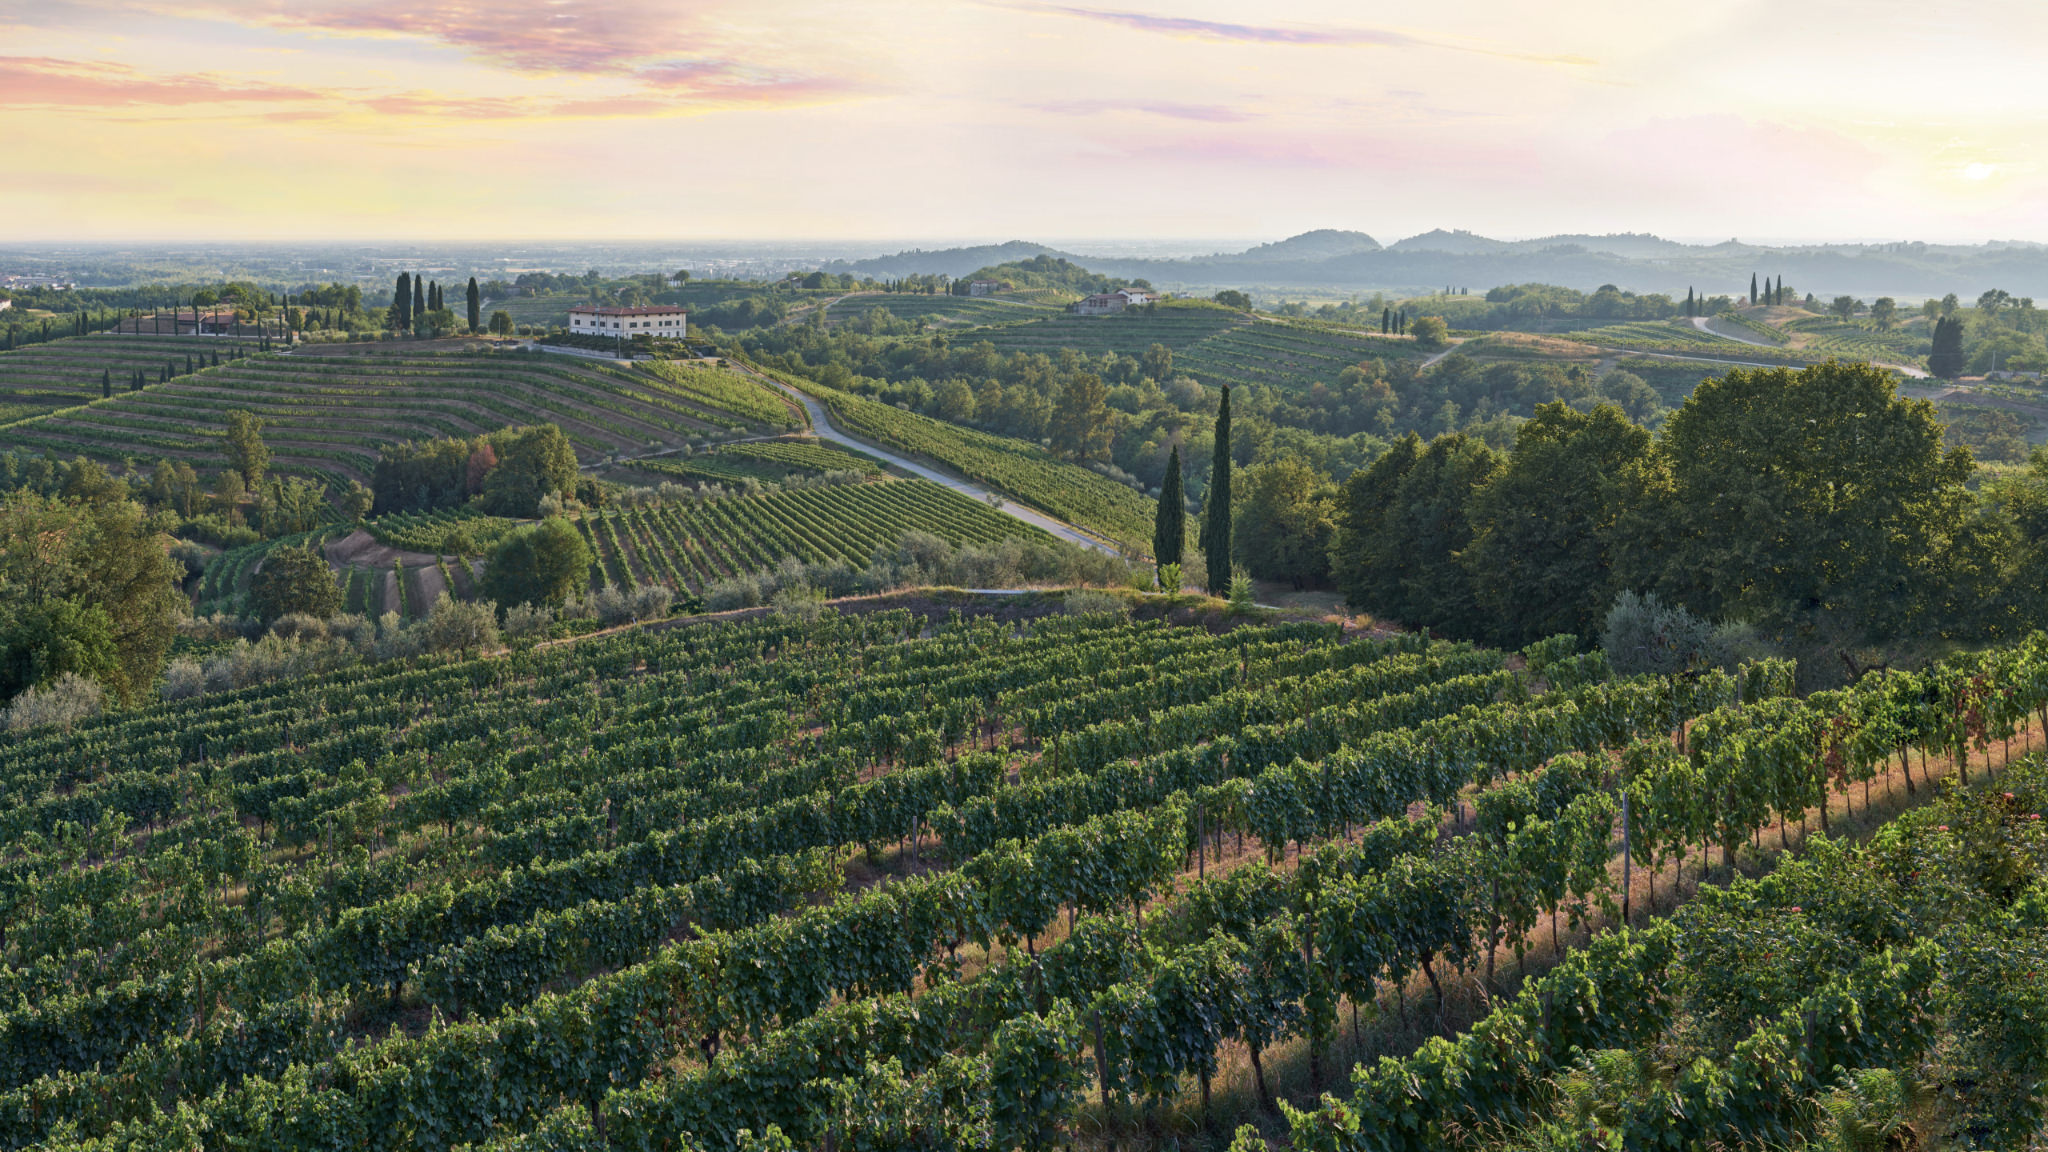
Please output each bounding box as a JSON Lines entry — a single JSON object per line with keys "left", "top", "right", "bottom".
{"left": 102, "top": 369, "right": 111, "bottom": 399}
{"left": 395, "top": 273, "right": 412, "bottom": 329}
{"left": 1750, "top": 274, "right": 1759, "bottom": 305}
{"left": 467, "top": 277, "right": 481, "bottom": 333}
{"left": 1200, "top": 387, "right": 1233, "bottom": 593}
{"left": 185, "top": 354, "right": 194, "bottom": 375}
{"left": 1381, "top": 307, "right": 1390, "bottom": 334}
{"left": 1154, "top": 443, "right": 1186, "bottom": 568}
{"left": 414, "top": 275, "right": 426, "bottom": 323}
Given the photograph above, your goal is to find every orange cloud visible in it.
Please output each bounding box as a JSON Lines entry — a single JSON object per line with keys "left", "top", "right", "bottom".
{"left": 0, "top": 55, "right": 321, "bottom": 106}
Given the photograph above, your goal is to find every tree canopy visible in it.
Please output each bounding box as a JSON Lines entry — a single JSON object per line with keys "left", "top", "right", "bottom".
{"left": 480, "top": 517, "right": 593, "bottom": 609}
{"left": 0, "top": 494, "right": 182, "bottom": 704}
{"left": 250, "top": 546, "right": 344, "bottom": 623}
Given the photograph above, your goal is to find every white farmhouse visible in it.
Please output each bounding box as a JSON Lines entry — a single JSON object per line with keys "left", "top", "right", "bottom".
{"left": 568, "top": 304, "right": 688, "bottom": 338}
{"left": 1073, "top": 288, "right": 1152, "bottom": 316}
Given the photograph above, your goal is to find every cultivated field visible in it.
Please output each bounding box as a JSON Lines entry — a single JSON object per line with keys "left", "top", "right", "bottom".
{"left": 575, "top": 478, "right": 1039, "bottom": 592}
{"left": 2, "top": 607, "right": 2039, "bottom": 1149}
{"left": 1, "top": 342, "right": 800, "bottom": 486}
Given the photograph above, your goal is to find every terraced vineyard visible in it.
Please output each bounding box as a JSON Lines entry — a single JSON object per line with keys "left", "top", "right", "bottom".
{"left": 1, "top": 345, "right": 798, "bottom": 486}
{"left": 1560, "top": 320, "right": 1817, "bottom": 364}
{"left": 4, "top": 601, "right": 2040, "bottom": 1151}
{"left": 822, "top": 293, "right": 1056, "bottom": 327}
{"left": 1781, "top": 316, "right": 1930, "bottom": 366}
{"left": 575, "top": 477, "right": 1035, "bottom": 591}
{"left": 0, "top": 333, "right": 259, "bottom": 424}
{"left": 1173, "top": 319, "right": 1427, "bottom": 392}
{"left": 628, "top": 438, "right": 884, "bottom": 484}
{"left": 770, "top": 370, "right": 1160, "bottom": 553}
{"left": 974, "top": 306, "right": 1249, "bottom": 357}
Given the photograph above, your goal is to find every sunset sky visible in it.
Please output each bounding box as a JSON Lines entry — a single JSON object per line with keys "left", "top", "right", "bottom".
{"left": 4, "top": 0, "right": 2044, "bottom": 243}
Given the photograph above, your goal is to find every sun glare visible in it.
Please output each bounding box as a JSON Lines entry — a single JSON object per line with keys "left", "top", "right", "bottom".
{"left": 1963, "top": 161, "right": 1998, "bottom": 181}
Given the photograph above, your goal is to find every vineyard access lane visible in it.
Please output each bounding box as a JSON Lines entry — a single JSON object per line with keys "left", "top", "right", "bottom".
{"left": 749, "top": 371, "right": 1121, "bottom": 556}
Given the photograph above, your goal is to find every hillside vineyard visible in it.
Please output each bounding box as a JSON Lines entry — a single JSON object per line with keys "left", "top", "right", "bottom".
{"left": 2, "top": 608, "right": 2044, "bottom": 1149}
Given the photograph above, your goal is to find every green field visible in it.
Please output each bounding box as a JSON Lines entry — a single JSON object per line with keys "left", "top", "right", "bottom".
{"left": 576, "top": 477, "right": 1038, "bottom": 591}
{"left": 2, "top": 601, "right": 2039, "bottom": 1149}
{"left": 0, "top": 344, "right": 799, "bottom": 485}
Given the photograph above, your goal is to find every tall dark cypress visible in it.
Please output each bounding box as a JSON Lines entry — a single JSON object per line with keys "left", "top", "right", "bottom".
{"left": 102, "top": 369, "right": 111, "bottom": 399}
{"left": 1200, "top": 387, "right": 1233, "bottom": 593}
{"left": 395, "top": 272, "right": 413, "bottom": 329}
{"left": 1750, "top": 273, "right": 1758, "bottom": 304}
{"left": 467, "top": 277, "right": 481, "bottom": 333}
{"left": 1154, "top": 443, "right": 1185, "bottom": 569}
{"left": 413, "top": 275, "right": 426, "bottom": 323}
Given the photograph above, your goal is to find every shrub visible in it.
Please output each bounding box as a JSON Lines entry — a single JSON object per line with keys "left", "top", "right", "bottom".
{"left": 1228, "top": 569, "right": 1256, "bottom": 613}
{"left": 5, "top": 672, "right": 105, "bottom": 731}
{"left": 772, "top": 583, "right": 828, "bottom": 622}
{"left": 503, "top": 602, "right": 556, "bottom": 640}
{"left": 1063, "top": 589, "right": 1129, "bottom": 617}
{"left": 161, "top": 658, "right": 205, "bottom": 700}
{"left": 631, "top": 585, "right": 674, "bottom": 621}
{"left": 1601, "top": 590, "right": 1766, "bottom": 676}
{"left": 417, "top": 593, "right": 499, "bottom": 654}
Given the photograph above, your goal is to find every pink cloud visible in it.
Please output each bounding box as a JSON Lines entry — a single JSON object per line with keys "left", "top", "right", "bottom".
{"left": 1028, "top": 98, "right": 1254, "bottom": 123}
{"left": 1033, "top": 5, "right": 1419, "bottom": 47}
{"left": 275, "top": 1, "right": 677, "bottom": 74}
{"left": 0, "top": 55, "right": 320, "bottom": 106}
{"left": 1016, "top": 4, "right": 1591, "bottom": 65}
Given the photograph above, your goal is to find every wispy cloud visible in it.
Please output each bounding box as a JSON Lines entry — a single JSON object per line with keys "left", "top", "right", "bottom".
{"left": 265, "top": 1, "right": 678, "bottom": 74}
{"left": 1032, "top": 6, "right": 1421, "bottom": 48}
{"left": 1027, "top": 98, "right": 1254, "bottom": 123}
{"left": 0, "top": 55, "right": 320, "bottom": 106}
{"left": 1013, "top": 3, "right": 1593, "bottom": 66}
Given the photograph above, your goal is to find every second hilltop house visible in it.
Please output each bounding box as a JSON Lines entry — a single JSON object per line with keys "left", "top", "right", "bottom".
{"left": 1073, "top": 287, "right": 1152, "bottom": 316}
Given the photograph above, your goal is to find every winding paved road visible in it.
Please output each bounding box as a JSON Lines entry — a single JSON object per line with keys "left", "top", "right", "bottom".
{"left": 747, "top": 371, "right": 1122, "bottom": 556}
{"left": 1687, "top": 315, "right": 1928, "bottom": 378}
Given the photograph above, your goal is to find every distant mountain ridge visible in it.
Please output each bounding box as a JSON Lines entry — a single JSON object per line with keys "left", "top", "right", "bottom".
{"left": 828, "top": 230, "right": 2048, "bottom": 299}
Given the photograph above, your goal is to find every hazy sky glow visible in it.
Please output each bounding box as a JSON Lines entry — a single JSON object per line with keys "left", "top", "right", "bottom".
{"left": 4, "top": 0, "right": 2046, "bottom": 242}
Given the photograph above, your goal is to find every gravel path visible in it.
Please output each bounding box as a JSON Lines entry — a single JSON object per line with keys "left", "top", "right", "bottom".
{"left": 747, "top": 372, "right": 1121, "bottom": 556}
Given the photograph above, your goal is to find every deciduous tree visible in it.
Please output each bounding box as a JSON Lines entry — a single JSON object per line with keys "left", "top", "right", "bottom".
{"left": 250, "top": 546, "right": 343, "bottom": 622}
{"left": 481, "top": 517, "right": 593, "bottom": 608}
{"left": 1462, "top": 403, "right": 1651, "bottom": 645}
{"left": 224, "top": 409, "right": 269, "bottom": 488}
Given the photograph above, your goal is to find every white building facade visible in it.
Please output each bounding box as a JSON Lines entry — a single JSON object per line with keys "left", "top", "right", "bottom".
{"left": 1074, "top": 289, "right": 1151, "bottom": 316}
{"left": 568, "top": 305, "right": 688, "bottom": 338}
